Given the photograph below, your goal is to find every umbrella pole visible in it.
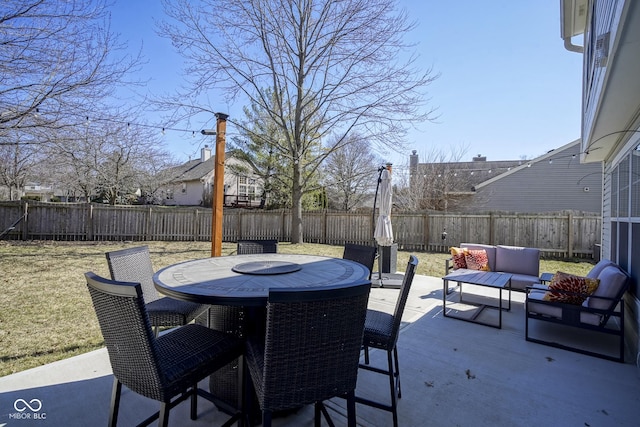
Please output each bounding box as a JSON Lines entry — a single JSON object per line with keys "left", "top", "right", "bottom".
{"left": 372, "top": 166, "right": 385, "bottom": 287}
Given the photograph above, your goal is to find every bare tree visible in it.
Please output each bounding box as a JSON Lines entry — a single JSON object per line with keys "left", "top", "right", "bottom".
{"left": 0, "top": 0, "right": 141, "bottom": 133}
{"left": 395, "top": 144, "right": 472, "bottom": 211}
{"left": 323, "top": 134, "right": 383, "bottom": 210}
{"left": 159, "top": 0, "right": 438, "bottom": 242}
{"left": 0, "top": 131, "right": 43, "bottom": 200}
{"left": 43, "top": 114, "right": 173, "bottom": 204}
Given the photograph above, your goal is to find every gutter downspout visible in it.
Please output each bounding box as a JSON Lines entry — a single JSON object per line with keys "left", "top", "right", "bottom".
{"left": 564, "top": 37, "right": 584, "bottom": 53}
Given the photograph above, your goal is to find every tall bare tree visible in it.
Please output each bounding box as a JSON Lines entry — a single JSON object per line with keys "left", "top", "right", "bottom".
{"left": 0, "top": 0, "right": 141, "bottom": 133}
{"left": 323, "top": 134, "right": 383, "bottom": 211}
{"left": 159, "top": 0, "right": 438, "bottom": 242}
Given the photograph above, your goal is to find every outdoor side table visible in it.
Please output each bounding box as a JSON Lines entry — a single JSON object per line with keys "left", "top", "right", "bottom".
{"left": 442, "top": 270, "right": 512, "bottom": 329}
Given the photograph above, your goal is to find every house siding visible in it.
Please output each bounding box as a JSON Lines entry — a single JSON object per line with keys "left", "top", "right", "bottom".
{"left": 470, "top": 141, "right": 602, "bottom": 213}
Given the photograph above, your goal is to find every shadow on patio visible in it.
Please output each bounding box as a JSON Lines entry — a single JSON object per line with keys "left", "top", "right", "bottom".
{"left": 1, "top": 274, "right": 639, "bottom": 426}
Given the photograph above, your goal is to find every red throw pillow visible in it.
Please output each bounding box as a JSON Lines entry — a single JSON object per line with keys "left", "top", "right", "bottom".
{"left": 449, "top": 247, "right": 468, "bottom": 269}
{"left": 464, "top": 249, "right": 490, "bottom": 271}
{"left": 543, "top": 271, "right": 600, "bottom": 305}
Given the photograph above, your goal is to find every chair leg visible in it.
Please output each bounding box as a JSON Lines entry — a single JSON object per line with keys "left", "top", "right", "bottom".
{"left": 190, "top": 384, "right": 198, "bottom": 420}
{"left": 364, "top": 345, "right": 370, "bottom": 364}
{"left": 262, "top": 410, "right": 272, "bottom": 427}
{"left": 393, "top": 346, "right": 401, "bottom": 399}
{"left": 158, "top": 402, "right": 170, "bottom": 427}
{"left": 387, "top": 350, "right": 398, "bottom": 427}
{"left": 346, "top": 390, "right": 357, "bottom": 427}
{"left": 109, "top": 378, "right": 122, "bottom": 427}
{"left": 314, "top": 403, "right": 322, "bottom": 427}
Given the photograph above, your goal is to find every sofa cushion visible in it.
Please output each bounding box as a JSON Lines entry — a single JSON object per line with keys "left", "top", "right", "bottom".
{"left": 587, "top": 265, "right": 628, "bottom": 311}
{"left": 527, "top": 289, "right": 562, "bottom": 318}
{"left": 461, "top": 244, "right": 496, "bottom": 271}
{"left": 509, "top": 274, "right": 541, "bottom": 291}
{"left": 464, "top": 249, "right": 490, "bottom": 271}
{"left": 495, "top": 245, "right": 540, "bottom": 277}
{"left": 449, "top": 247, "right": 468, "bottom": 269}
{"left": 543, "top": 271, "right": 600, "bottom": 305}
{"left": 586, "top": 259, "right": 616, "bottom": 279}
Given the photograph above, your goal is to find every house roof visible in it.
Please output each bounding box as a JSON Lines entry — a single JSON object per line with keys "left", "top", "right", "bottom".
{"left": 473, "top": 139, "right": 582, "bottom": 190}
{"left": 168, "top": 157, "right": 214, "bottom": 182}
{"left": 166, "top": 150, "right": 238, "bottom": 183}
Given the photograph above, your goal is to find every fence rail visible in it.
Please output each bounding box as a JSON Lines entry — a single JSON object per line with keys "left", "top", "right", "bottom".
{"left": 0, "top": 201, "right": 601, "bottom": 258}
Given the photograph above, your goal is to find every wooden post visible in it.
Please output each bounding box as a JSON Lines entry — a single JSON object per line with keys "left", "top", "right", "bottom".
{"left": 211, "top": 113, "right": 228, "bottom": 257}
{"left": 568, "top": 212, "right": 574, "bottom": 258}
{"left": 22, "top": 202, "right": 28, "bottom": 240}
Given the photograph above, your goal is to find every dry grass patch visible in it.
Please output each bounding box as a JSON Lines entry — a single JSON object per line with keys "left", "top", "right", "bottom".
{"left": 0, "top": 240, "right": 593, "bottom": 377}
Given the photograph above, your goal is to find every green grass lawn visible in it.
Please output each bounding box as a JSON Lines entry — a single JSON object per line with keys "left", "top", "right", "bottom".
{"left": 0, "top": 240, "right": 594, "bottom": 377}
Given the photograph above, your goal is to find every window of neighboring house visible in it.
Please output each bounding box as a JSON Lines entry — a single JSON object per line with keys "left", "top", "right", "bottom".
{"left": 166, "top": 189, "right": 174, "bottom": 199}
{"left": 238, "top": 176, "right": 258, "bottom": 200}
{"left": 181, "top": 183, "right": 187, "bottom": 193}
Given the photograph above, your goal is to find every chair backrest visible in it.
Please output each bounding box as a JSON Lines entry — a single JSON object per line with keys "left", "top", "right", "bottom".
{"left": 259, "top": 282, "right": 371, "bottom": 411}
{"left": 389, "top": 255, "right": 419, "bottom": 346}
{"left": 342, "top": 243, "right": 377, "bottom": 278}
{"left": 237, "top": 239, "right": 278, "bottom": 254}
{"left": 85, "top": 272, "right": 164, "bottom": 400}
{"left": 105, "top": 246, "right": 160, "bottom": 303}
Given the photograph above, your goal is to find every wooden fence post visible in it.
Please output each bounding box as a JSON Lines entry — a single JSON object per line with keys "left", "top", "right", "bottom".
{"left": 568, "top": 212, "right": 574, "bottom": 258}
{"left": 21, "top": 201, "right": 28, "bottom": 240}
{"left": 423, "top": 213, "right": 429, "bottom": 251}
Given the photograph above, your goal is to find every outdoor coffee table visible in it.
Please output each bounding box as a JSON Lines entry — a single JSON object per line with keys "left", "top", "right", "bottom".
{"left": 442, "top": 270, "right": 512, "bottom": 329}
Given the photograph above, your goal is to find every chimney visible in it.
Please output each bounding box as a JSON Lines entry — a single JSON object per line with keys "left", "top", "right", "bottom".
{"left": 473, "top": 154, "right": 486, "bottom": 162}
{"left": 409, "top": 150, "right": 419, "bottom": 171}
{"left": 201, "top": 145, "right": 211, "bottom": 162}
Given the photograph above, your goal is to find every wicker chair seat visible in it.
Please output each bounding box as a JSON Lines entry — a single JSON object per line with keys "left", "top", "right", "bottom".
{"left": 146, "top": 297, "right": 206, "bottom": 328}
{"left": 154, "top": 325, "right": 243, "bottom": 400}
{"left": 362, "top": 310, "right": 395, "bottom": 350}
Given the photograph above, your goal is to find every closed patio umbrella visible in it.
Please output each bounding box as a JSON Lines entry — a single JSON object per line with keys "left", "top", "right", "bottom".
{"left": 373, "top": 168, "right": 398, "bottom": 288}
{"left": 374, "top": 168, "right": 394, "bottom": 247}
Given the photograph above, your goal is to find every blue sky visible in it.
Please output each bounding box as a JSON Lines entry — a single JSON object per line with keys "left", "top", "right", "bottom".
{"left": 110, "top": 1, "right": 583, "bottom": 166}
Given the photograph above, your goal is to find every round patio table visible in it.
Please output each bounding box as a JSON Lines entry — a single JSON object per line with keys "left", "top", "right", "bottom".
{"left": 153, "top": 253, "right": 371, "bottom": 306}
{"left": 153, "top": 253, "right": 370, "bottom": 417}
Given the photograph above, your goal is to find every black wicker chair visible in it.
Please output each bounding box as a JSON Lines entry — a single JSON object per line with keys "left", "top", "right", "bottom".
{"left": 343, "top": 243, "right": 377, "bottom": 279}
{"left": 85, "top": 272, "right": 244, "bottom": 427}
{"left": 105, "top": 246, "right": 208, "bottom": 336}
{"left": 236, "top": 239, "right": 278, "bottom": 254}
{"left": 355, "top": 255, "right": 418, "bottom": 427}
{"left": 245, "top": 282, "right": 371, "bottom": 427}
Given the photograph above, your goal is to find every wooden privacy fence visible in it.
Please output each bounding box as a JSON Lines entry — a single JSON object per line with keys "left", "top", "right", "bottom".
{"left": 0, "top": 201, "right": 601, "bottom": 258}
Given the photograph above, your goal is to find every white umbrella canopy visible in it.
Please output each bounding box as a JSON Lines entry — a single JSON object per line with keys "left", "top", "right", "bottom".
{"left": 374, "top": 168, "right": 394, "bottom": 246}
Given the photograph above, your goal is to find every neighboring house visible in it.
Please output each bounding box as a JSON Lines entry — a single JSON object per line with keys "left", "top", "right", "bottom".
{"left": 561, "top": 0, "right": 640, "bottom": 355}
{"left": 408, "top": 151, "right": 523, "bottom": 211}
{"left": 469, "top": 139, "right": 602, "bottom": 213}
{"left": 161, "top": 146, "right": 263, "bottom": 207}
{"left": 22, "top": 183, "right": 54, "bottom": 202}
{"left": 408, "top": 140, "right": 602, "bottom": 213}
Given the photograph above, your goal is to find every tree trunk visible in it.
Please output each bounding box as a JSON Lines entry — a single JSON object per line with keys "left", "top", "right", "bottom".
{"left": 291, "top": 161, "right": 304, "bottom": 244}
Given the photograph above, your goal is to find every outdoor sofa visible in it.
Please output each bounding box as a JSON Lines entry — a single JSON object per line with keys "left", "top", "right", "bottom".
{"left": 445, "top": 243, "right": 541, "bottom": 292}
{"left": 525, "top": 259, "right": 630, "bottom": 362}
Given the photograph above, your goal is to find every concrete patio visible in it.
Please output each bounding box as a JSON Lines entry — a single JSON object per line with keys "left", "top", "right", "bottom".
{"left": 2, "top": 273, "right": 640, "bottom": 426}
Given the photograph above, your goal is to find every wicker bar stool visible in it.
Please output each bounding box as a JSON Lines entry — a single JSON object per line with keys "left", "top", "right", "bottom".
{"left": 355, "top": 255, "right": 419, "bottom": 427}
{"left": 105, "top": 246, "right": 208, "bottom": 336}
{"left": 245, "top": 282, "right": 371, "bottom": 427}
{"left": 85, "top": 272, "right": 244, "bottom": 427}
{"left": 236, "top": 239, "right": 278, "bottom": 254}
{"left": 343, "top": 243, "right": 377, "bottom": 279}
